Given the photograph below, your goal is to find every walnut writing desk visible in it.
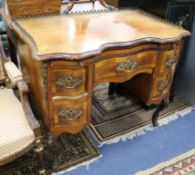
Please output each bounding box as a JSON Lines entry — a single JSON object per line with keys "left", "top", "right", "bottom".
{"left": 2, "top": 9, "right": 190, "bottom": 137}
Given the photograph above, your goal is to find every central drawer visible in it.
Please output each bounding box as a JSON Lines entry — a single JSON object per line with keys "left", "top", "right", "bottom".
{"left": 95, "top": 50, "right": 158, "bottom": 83}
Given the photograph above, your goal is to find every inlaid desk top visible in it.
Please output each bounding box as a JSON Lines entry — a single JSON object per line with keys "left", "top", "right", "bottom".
{"left": 13, "top": 9, "right": 190, "bottom": 60}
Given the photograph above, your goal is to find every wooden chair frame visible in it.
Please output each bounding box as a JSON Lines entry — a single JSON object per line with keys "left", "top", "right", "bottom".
{"left": 0, "top": 38, "right": 46, "bottom": 175}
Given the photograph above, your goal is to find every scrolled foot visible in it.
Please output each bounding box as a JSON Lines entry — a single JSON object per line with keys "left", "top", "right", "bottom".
{"left": 144, "top": 104, "right": 156, "bottom": 111}
{"left": 152, "top": 100, "right": 165, "bottom": 127}
{"left": 152, "top": 113, "right": 159, "bottom": 127}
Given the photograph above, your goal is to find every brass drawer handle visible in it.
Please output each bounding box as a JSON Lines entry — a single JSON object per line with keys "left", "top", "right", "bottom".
{"left": 59, "top": 108, "right": 83, "bottom": 121}
{"left": 116, "top": 60, "right": 138, "bottom": 72}
{"left": 166, "top": 57, "right": 176, "bottom": 70}
{"left": 158, "top": 80, "right": 169, "bottom": 92}
{"left": 55, "top": 76, "right": 82, "bottom": 89}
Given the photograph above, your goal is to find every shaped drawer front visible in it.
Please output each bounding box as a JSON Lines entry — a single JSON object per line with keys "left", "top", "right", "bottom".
{"left": 52, "top": 96, "right": 88, "bottom": 127}
{"left": 148, "top": 44, "right": 180, "bottom": 104}
{"left": 50, "top": 62, "right": 87, "bottom": 97}
{"left": 153, "top": 77, "right": 171, "bottom": 99}
{"left": 158, "top": 49, "right": 177, "bottom": 76}
{"left": 95, "top": 50, "right": 157, "bottom": 83}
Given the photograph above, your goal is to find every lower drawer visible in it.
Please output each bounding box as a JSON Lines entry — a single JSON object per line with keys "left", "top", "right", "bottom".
{"left": 52, "top": 96, "right": 89, "bottom": 128}
{"left": 149, "top": 75, "right": 172, "bottom": 105}
{"left": 153, "top": 78, "right": 170, "bottom": 98}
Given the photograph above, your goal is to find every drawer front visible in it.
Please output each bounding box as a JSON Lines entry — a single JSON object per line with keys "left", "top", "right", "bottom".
{"left": 95, "top": 50, "right": 157, "bottom": 82}
{"left": 151, "top": 46, "right": 179, "bottom": 100}
{"left": 148, "top": 45, "right": 180, "bottom": 104}
{"left": 158, "top": 49, "right": 177, "bottom": 76}
{"left": 152, "top": 78, "right": 171, "bottom": 99}
{"left": 50, "top": 66, "right": 87, "bottom": 97}
{"left": 52, "top": 96, "right": 88, "bottom": 127}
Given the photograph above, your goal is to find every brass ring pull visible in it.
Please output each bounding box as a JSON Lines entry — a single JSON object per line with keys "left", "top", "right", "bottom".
{"left": 158, "top": 80, "right": 169, "bottom": 92}
{"left": 166, "top": 57, "right": 176, "bottom": 70}
{"left": 116, "top": 60, "right": 138, "bottom": 72}
{"left": 55, "top": 76, "right": 82, "bottom": 89}
{"left": 59, "top": 108, "right": 83, "bottom": 121}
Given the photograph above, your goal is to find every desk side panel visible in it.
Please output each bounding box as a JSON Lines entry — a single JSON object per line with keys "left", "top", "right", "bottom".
{"left": 17, "top": 39, "right": 49, "bottom": 127}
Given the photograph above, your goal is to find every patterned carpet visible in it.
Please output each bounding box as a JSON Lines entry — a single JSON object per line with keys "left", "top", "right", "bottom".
{"left": 89, "top": 83, "right": 190, "bottom": 144}
{"left": 135, "top": 149, "right": 195, "bottom": 175}
{"left": 0, "top": 83, "right": 191, "bottom": 174}
{"left": 0, "top": 132, "right": 101, "bottom": 175}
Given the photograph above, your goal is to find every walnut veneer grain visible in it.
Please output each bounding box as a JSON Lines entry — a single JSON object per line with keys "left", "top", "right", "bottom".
{"left": 14, "top": 10, "right": 190, "bottom": 60}
{"left": 2, "top": 9, "right": 190, "bottom": 136}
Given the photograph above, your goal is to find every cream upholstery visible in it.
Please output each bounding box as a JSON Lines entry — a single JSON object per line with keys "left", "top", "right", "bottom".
{"left": 0, "top": 88, "right": 35, "bottom": 164}
{"left": 4, "top": 62, "right": 23, "bottom": 85}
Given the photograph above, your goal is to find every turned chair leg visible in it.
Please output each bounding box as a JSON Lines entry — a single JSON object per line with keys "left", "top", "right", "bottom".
{"left": 34, "top": 138, "right": 46, "bottom": 175}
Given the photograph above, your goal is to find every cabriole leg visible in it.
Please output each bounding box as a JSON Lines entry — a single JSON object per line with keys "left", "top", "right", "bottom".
{"left": 152, "top": 97, "right": 170, "bottom": 127}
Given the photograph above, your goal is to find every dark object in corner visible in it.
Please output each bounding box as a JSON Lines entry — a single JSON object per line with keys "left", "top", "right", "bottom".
{"left": 119, "top": 0, "right": 195, "bottom": 31}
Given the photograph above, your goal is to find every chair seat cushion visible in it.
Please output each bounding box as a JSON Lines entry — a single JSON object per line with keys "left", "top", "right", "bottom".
{"left": 0, "top": 88, "right": 35, "bottom": 164}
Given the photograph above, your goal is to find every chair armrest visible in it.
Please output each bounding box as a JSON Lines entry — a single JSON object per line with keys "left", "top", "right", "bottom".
{"left": 16, "top": 80, "right": 41, "bottom": 137}
{"left": 4, "top": 61, "right": 23, "bottom": 85}
{"left": 3, "top": 61, "right": 41, "bottom": 136}
{"left": 0, "top": 32, "right": 41, "bottom": 137}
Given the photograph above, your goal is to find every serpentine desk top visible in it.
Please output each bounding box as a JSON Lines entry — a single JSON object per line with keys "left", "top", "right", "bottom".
{"left": 13, "top": 9, "right": 190, "bottom": 60}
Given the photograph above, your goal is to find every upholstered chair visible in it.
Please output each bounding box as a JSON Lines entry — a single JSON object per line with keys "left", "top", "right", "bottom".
{"left": 0, "top": 39, "right": 45, "bottom": 175}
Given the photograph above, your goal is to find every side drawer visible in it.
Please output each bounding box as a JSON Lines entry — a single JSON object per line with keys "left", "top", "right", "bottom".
{"left": 153, "top": 78, "right": 170, "bottom": 99}
{"left": 52, "top": 96, "right": 89, "bottom": 127}
{"left": 158, "top": 49, "right": 177, "bottom": 76}
{"left": 147, "top": 44, "right": 181, "bottom": 105}
{"left": 149, "top": 74, "right": 173, "bottom": 105}
{"left": 95, "top": 50, "right": 157, "bottom": 82}
{"left": 49, "top": 62, "right": 87, "bottom": 97}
